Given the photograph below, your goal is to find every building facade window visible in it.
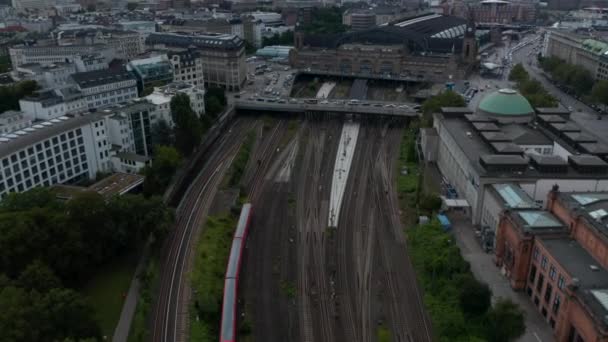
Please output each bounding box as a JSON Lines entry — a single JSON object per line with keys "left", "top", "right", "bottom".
{"left": 541, "top": 256, "right": 548, "bottom": 270}
{"left": 557, "top": 275, "right": 565, "bottom": 290}
{"left": 549, "top": 266, "right": 556, "bottom": 280}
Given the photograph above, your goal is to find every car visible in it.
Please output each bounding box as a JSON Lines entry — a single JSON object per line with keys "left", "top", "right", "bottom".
{"left": 413, "top": 105, "right": 421, "bottom": 110}
{"left": 284, "top": 67, "right": 290, "bottom": 71}
{"left": 320, "top": 100, "right": 329, "bottom": 104}
{"left": 361, "top": 102, "right": 371, "bottom": 106}
{"left": 373, "top": 103, "right": 383, "bottom": 107}
{"left": 384, "top": 104, "right": 396, "bottom": 108}
{"left": 289, "top": 98, "right": 298, "bottom": 104}
{"left": 278, "top": 99, "right": 287, "bottom": 103}
{"left": 256, "top": 98, "right": 264, "bottom": 101}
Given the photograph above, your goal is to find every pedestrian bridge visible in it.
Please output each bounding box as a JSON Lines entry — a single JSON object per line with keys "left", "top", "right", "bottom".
{"left": 234, "top": 99, "right": 419, "bottom": 117}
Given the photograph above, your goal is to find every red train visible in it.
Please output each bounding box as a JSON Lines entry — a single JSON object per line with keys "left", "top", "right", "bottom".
{"left": 220, "top": 203, "right": 252, "bottom": 342}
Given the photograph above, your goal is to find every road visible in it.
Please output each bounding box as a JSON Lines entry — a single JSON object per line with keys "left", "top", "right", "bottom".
{"left": 468, "top": 31, "right": 601, "bottom": 118}
{"left": 150, "top": 118, "right": 252, "bottom": 342}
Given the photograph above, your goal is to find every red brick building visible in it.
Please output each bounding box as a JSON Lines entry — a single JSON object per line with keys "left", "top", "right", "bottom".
{"left": 496, "top": 188, "right": 608, "bottom": 342}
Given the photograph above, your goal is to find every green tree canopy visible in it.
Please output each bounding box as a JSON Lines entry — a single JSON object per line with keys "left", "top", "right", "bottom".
{"left": 458, "top": 274, "right": 491, "bottom": 317}
{"left": 421, "top": 90, "right": 466, "bottom": 125}
{"left": 592, "top": 80, "right": 608, "bottom": 107}
{"left": 0, "top": 80, "right": 38, "bottom": 114}
{"left": 262, "top": 30, "right": 294, "bottom": 47}
{"left": 509, "top": 64, "right": 529, "bottom": 83}
{"left": 0, "top": 189, "right": 173, "bottom": 341}
{"left": 171, "top": 93, "right": 203, "bottom": 156}
{"left": 299, "top": 7, "right": 347, "bottom": 34}
{"left": 484, "top": 299, "right": 526, "bottom": 342}
{"left": 143, "top": 145, "right": 182, "bottom": 196}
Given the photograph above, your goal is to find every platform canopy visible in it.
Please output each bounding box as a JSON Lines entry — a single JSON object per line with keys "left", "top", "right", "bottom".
{"left": 441, "top": 196, "right": 470, "bottom": 208}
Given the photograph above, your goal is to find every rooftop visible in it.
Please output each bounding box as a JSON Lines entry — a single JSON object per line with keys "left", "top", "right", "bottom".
{"left": 0, "top": 114, "right": 105, "bottom": 158}
{"left": 492, "top": 183, "right": 541, "bottom": 209}
{"left": 540, "top": 237, "right": 608, "bottom": 323}
{"left": 52, "top": 172, "right": 145, "bottom": 200}
{"left": 302, "top": 13, "right": 467, "bottom": 54}
{"left": 72, "top": 68, "right": 136, "bottom": 88}
{"left": 558, "top": 192, "right": 608, "bottom": 239}
{"left": 436, "top": 110, "right": 608, "bottom": 180}
{"left": 478, "top": 89, "right": 534, "bottom": 117}
{"left": 146, "top": 32, "right": 244, "bottom": 50}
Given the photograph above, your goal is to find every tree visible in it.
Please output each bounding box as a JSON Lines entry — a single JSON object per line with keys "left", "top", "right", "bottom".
{"left": 592, "top": 80, "right": 608, "bottom": 108}
{"left": 151, "top": 119, "right": 174, "bottom": 148}
{"left": 421, "top": 90, "right": 466, "bottom": 125}
{"left": 262, "top": 30, "right": 294, "bottom": 47}
{"left": 143, "top": 146, "right": 182, "bottom": 196}
{"left": 171, "top": 93, "right": 203, "bottom": 156}
{"left": 0, "top": 286, "right": 39, "bottom": 342}
{"left": 458, "top": 274, "right": 491, "bottom": 317}
{"left": 40, "top": 288, "right": 102, "bottom": 341}
{"left": 0, "top": 80, "right": 38, "bottom": 114}
{"left": 126, "top": 2, "right": 137, "bottom": 10}
{"left": 205, "top": 96, "right": 223, "bottom": 118}
{"left": 205, "top": 87, "right": 227, "bottom": 106}
{"left": 300, "top": 7, "right": 347, "bottom": 34}
{"left": 484, "top": 299, "right": 526, "bottom": 342}
{"left": 508, "top": 63, "right": 529, "bottom": 84}
{"left": 17, "top": 260, "right": 61, "bottom": 292}
{"left": 419, "top": 194, "right": 442, "bottom": 213}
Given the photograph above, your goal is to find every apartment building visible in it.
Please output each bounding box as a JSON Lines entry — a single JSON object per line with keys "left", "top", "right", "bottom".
{"left": 0, "top": 111, "right": 32, "bottom": 135}
{"left": 495, "top": 188, "right": 608, "bottom": 341}
{"left": 19, "top": 88, "right": 87, "bottom": 121}
{"left": 71, "top": 68, "right": 138, "bottom": 109}
{"left": 168, "top": 49, "right": 204, "bottom": 87}
{"left": 9, "top": 44, "right": 115, "bottom": 68}
{"left": 127, "top": 55, "right": 174, "bottom": 94}
{"left": 54, "top": 29, "right": 145, "bottom": 60}
{"left": 544, "top": 29, "right": 608, "bottom": 81}
{"left": 0, "top": 114, "right": 112, "bottom": 199}
{"left": 0, "top": 101, "right": 156, "bottom": 199}
{"left": 146, "top": 32, "right": 247, "bottom": 91}
{"left": 145, "top": 82, "right": 205, "bottom": 126}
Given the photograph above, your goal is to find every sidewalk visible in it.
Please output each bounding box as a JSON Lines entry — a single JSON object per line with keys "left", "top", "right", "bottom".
{"left": 450, "top": 215, "right": 555, "bottom": 342}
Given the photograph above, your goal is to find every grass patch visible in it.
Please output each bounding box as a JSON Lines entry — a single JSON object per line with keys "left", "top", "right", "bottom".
{"left": 331, "top": 80, "right": 353, "bottom": 98}
{"left": 287, "top": 192, "right": 296, "bottom": 209}
{"left": 397, "top": 121, "right": 422, "bottom": 222}
{"left": 408, "top": 222, "right": 525, "bottom": 342}
{"left": 127, "top": 257, "right": 159, "bottom": 342}
{"left": 377, "top": 324, "right": 391, "bottom": 342}
{"left": 279, "top": 279, "right": 296, "bottom": 299}
{"left": 82, "top": 254, "right": 138, "bottom": 339}
{"left": 190, "top": 213, "right": 239, "bottom": 342}
{"left": 224, "top": 130, "right": 256, "bottom": 188}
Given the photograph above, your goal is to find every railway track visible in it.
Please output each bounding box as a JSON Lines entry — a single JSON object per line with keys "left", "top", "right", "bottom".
{"left": 151, "top": 119, "right": 252, "bottom": 342}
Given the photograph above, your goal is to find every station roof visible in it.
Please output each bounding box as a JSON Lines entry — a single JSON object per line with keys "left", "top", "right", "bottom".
{"left": 301, "top": 14, "right": 467, "bottom": 54}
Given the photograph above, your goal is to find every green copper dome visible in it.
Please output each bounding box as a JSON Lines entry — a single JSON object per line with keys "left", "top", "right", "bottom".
{"left": 478, "top": 89, "right": 534, "bottom": 117}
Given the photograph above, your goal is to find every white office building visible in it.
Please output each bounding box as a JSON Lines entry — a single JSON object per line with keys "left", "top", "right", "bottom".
{"left": 0, "top": 111, "right": 32, "bottom": 135}
{"left": 71, "top": 68, "right": 138, "bottom": 110}
{"left": 145, "top": 82, "right": 206, "bottom": 127}
{"left": 0, "top": 114, "right": 112, "bottom": 199}
{"left": 19, "top": 88, "right": 87, "bottom": 121}
{"left": 9, "top": 45, "right": 115, "bottom": 68}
